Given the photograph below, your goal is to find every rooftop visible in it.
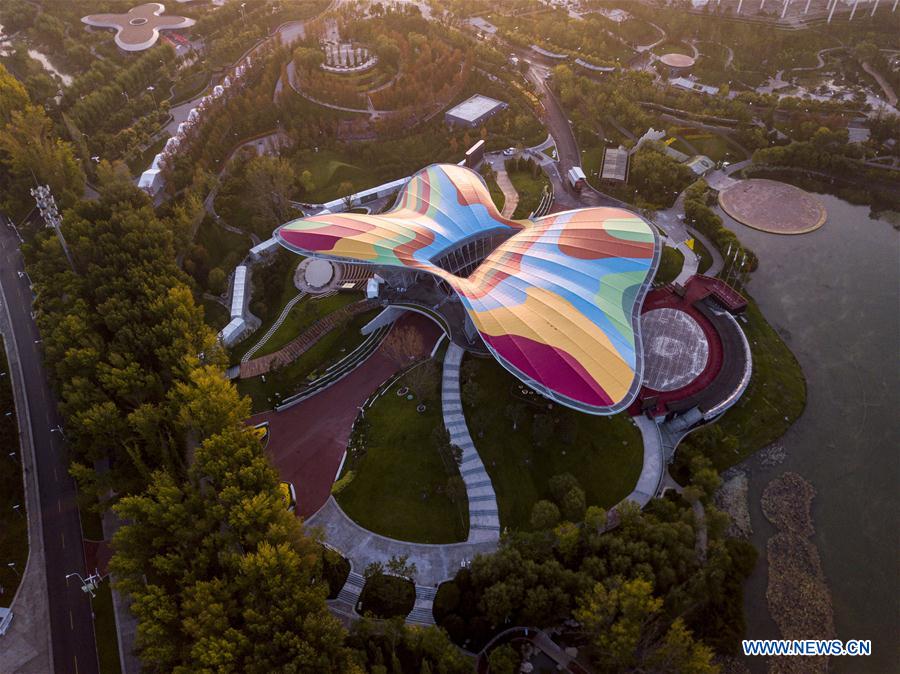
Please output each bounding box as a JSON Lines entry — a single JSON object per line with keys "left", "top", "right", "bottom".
{"left": 601, "top": 147, "right": 629, "bottom": 182}
{"left": 276, "top": 164, "right": 659, "bottom": 415}
{"left": 82, "top": 3, "right": 195, "bottom": 52}
{"left": 445, "top": 94, "right": 506, "bottom": 124}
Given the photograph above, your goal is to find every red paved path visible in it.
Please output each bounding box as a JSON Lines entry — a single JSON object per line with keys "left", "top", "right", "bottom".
{"left": 251, "top": 313, "right": 442, "bottom": 517}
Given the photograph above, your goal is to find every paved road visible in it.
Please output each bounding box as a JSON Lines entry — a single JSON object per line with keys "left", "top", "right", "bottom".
{"left": 0, "top": 222, "right": 100, "bottom": 674}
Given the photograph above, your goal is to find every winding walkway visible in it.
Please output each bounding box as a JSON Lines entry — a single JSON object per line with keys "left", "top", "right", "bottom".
{"left": 624, "top": 415, "right": 665, "bottom": 507}
{"left": 487, "top": 156, "right": 520, "bottom": 219}
{"left": 307, "top": 498, "right": 498, "bottom": 587}
{"left": 442, "top": 344, "right": 501, "bottom": 543}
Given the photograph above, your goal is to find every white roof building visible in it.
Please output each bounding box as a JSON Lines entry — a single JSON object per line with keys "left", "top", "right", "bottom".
{"left": 445, "top": 94, "right": 508, "bottom": 128}
{"left": 670, "top": 77, "right": 720, "bottom": 96}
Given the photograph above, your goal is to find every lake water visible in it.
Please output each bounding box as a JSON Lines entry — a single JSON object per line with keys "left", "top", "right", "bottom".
{"left": 722, "top": 193, "right": 899, "bottom": 672}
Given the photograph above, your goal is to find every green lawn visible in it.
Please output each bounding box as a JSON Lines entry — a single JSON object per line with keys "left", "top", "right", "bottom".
{"left": 461, "top": 357, "right": 643, "bottom": 531}
{"left": 506, "top": 168, "right": 550, "bottom": 219}
{"left": 0, "top": 342, "right": 26, "bottom": 601}
{"left": 675, "top": 298, "right": 807, "bottom": 473}
{"left": 94, "top": 580, "right": 123, "bottom": 674}
{"left": 336, "top": 367, "right": 469, "bottom": 543}
{"left": 692, "top": 236, "right": 714, "bottom": 274}
{"left": 483, "top": 172, "right": 505, "bottom": 213}
{"left": 237, "top": 309, "right": 380, "bottom": 412}
{"left": 230, "top": 256, "right": 302, "bottom": 364}
{"left": 252, "top": 292, "right": 361, "bottom": 359}
{"left": 655, "top": 40, "right": 693, "bottom": 57}
{"left": 655, "top": 245, "right": 685, "bottom": 284}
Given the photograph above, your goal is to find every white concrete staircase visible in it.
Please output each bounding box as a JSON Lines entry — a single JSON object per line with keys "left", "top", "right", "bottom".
{"left": 442, "top": 344, "right": 501, "bottom": 543}
{"left": 406, "top": 585, "right": 437, "bottom": 625}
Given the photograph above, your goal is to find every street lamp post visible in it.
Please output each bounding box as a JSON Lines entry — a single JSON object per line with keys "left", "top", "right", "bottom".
{"left": 7, "top": 563, "right": 19, "bottom": 579}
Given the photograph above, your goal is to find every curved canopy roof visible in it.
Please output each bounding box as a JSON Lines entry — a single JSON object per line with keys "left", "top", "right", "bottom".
{"left": 276, "top": 164, "right": 658, "bottom": 414}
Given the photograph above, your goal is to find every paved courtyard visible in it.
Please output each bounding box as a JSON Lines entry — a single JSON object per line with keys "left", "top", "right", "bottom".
{"left": 718, "top": 179, "right": 826, "bottom": 234}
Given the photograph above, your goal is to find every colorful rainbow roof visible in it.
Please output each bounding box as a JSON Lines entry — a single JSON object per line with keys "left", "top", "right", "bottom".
{"left": 276, "top": 164, "right": 658, "bottom": 414}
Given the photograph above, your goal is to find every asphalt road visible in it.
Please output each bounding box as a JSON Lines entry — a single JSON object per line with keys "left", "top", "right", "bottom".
{"left": 515, "top": 50, "right": 627, "bottom": 211}
{"left": 0, "top": 220, "right": 99, "bottom": 674}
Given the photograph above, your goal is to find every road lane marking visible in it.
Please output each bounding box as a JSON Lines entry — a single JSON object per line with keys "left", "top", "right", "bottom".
{"left": 58, "top": 498, "right": 62, "bottom": 513}
{"left": 60, "top": 532, "right": 65, "bottom": 549}
{"left": 74, "top": 655, "right": 79, "bottom": 674}
{"left": 54, "top": 466, "right": 59, "bottom": 482}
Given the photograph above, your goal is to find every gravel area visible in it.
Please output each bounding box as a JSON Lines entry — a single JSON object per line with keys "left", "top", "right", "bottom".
{"left": 714, "top": 471, "right": 751, "bottom": 539}
{"left": 762, "top": 472, "right": 835, "bottom": 674}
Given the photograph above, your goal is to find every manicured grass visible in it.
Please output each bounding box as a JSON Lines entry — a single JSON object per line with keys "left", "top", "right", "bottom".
{"left": 655, "top": 245, "right": 685, "bottom": 284}
{"left": 237, "top": 309, "right": 380, "bottom": 412}
{"left": 336, "top": 368, "right": 468, "bottom": 543}
{"left": 692, "top": 236, "right": 714, "bottom": 274}
{"left": 0, "top": 342, "right": 26, "bottom": 601}
{"left": 581, "top": 145, "right": 605, "bottom": 188}
{"left": 483, "top": 172, "right": 505, "bottom": 213}
{"left": 93, "top": 580, "right": 123, "bottom": 674}
{"left": 506, "top": 169, "right": 550, "bottom": 219}
{"left": 461, "top": 357, "right": 643, "bottom": 531}
{"left": 230, "top": 257, "right": 302, "bottom": 364}
{"left": 253, "top": 292, "right": 361, "bottom": 359}
{"left": 655, "top": 40, "right": 693, "bottom": 57}
{"left": 676, "top": 298, "right": 807, "bottom": 473}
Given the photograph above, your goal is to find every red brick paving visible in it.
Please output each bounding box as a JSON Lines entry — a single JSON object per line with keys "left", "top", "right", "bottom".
{"left": 250, "top": 313, "right": 442, "bottom": 518}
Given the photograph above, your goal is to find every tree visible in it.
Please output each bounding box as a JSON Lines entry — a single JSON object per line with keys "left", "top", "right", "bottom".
{"left": 549, "top": 473, "right": 580, "bottom": 504}
{"left": 487, "top": 644, "right": 520, "bottom": 674}
{"left": 244, "top": 155, "right": 296, "bottom": 233}
{"left": 530, "top": 500, "right": 560, "bottom": 530}
{"left": 0, "top": 104, "right": 85, "bottom": 206}
{"left": 405, "top": 360, "right": 438, "bottom": 401}
{"left": 207, "top": 267, "right": 226, "bottom": 295}
{"left": 561, "top": 486, "right": 586, "bottom": 522}
{"left": 432, "top": 425, "right": 462, "bottom": 466}
{"left": 381, "top": 325, "right": 424, "bottom": 370}
{"left": 0, "top": 63, "right": 29, "bottom": 126}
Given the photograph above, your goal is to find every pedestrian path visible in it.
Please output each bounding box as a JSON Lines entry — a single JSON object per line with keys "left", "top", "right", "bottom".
{"left": 488, "top": 158, "right": 519, "bottom": 219}
{"left": 406, "top": 585, "right": 437, "bottom": 625}
{"left": 306, "top": 497, "right": 499, "bottom": 587}
{"left": 442, "top": 343, "right": 501, "bottom": 543}
{"left": 623, "top": 415, "right": 665, "bottom": 507}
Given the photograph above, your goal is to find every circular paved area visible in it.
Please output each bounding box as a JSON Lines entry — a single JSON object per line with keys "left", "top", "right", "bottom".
{"left": 660, "top": 53, "right": 695, "bottom": 68}
{"left": 641, "top": 308, "right": 709, "bottom": 392}
{"left": 305, "top": 259, "right": 334, "bottom": 288}
{"left": 719, "top": 179, "right": 826, "bottom": 234}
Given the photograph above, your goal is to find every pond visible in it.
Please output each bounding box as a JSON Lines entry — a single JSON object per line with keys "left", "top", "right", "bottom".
{"left": 721, "top": 191, "right": 899, "bottom": 671}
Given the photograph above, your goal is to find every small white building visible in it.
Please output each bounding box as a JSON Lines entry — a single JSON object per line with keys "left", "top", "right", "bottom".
{"left": 670, "top": 77, "right": 720, "bottom": 96}
{"left": 445, "top": 94, "right": 508, "bottom": 128}
{"left": 137, "top": 153, "right": 165, "bottom": 196}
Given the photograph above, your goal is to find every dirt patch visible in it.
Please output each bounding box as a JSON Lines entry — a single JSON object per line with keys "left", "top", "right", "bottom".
{"left": 761, "top": 472, "right": 835, "bottom": 673}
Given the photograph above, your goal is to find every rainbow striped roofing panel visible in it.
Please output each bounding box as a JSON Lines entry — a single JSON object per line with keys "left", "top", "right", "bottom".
{"left": 276, "top": 164, "right": 658, "bottom": 414}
